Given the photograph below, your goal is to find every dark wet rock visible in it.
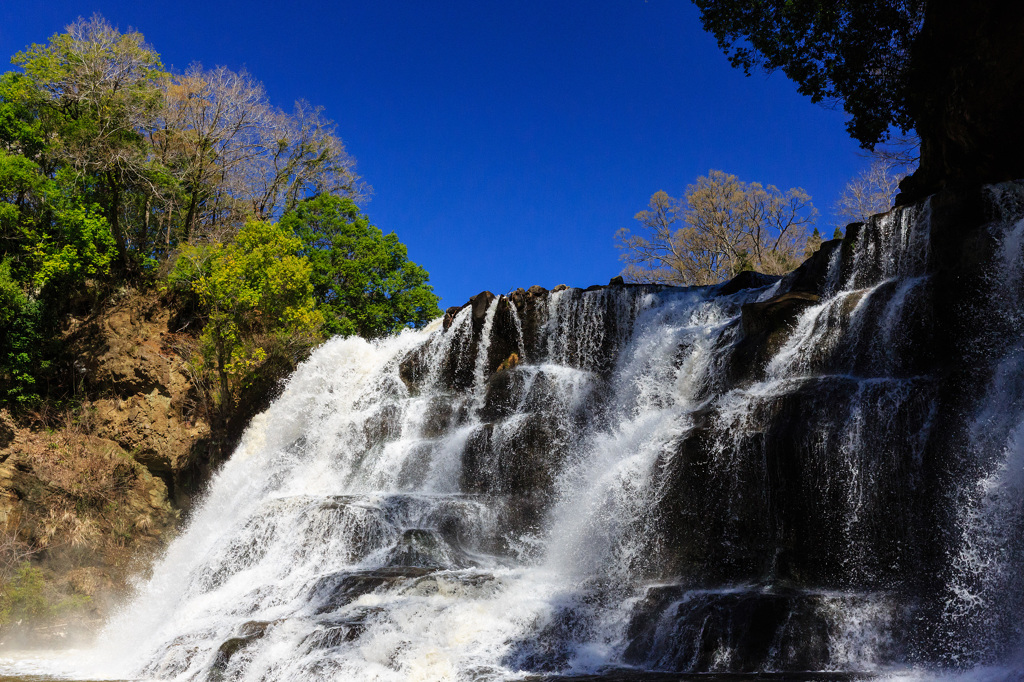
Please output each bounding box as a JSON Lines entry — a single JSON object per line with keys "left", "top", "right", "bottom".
{"left": 729, "top": 291, "right": 819, "bottom": 384}
{"left": 717, "top": 270, "right": 782, "bottom": 296}
{"left": 741, "top": 292, "right": 820, "bottom": 338}
{"left": 443, "top": 305, "right": 464, "bottom": 331}
{"left": 655, "top": 375, "right": 934, "bottom": 589}
{"left": 304, "top": 609, "right": 381, "bottom": 649}
{"left": 621, "top": 585, "right": 903, "bottom": 673}
{"left": 211, "top": 620, "right": 274, "bottom": 675}
{"left": 398, "top": 347, "right": 425, "bottom": 393}
{"left": 470, "top": 290, "right": 496, "bottom": 329}
{"left": 782, "top": 239, "right": 842, "bottom": 294}
{"left": 309, "top": 567, "right": 434, "bottom": 615}
{"left": 386, "top": 528, "right": 472, "bottom": 569}
{"left": 461, "top": 410, "right": 574, "bottom": 500}
{"left": 363, "top": 403, "right": 402, "bottom": 448}
{"left": 487, "top": 296, "right": 525, "bottom": 377}
{"left": 417, "top": 395, "right": 460, "bottom": 439}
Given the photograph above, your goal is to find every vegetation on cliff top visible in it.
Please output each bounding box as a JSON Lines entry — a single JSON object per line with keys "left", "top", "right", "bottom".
{"left": 0, "top": 15, "right": 441, "bottom": 411}
{"left": 0, "top": 15, "right": 444, "bottom": 633}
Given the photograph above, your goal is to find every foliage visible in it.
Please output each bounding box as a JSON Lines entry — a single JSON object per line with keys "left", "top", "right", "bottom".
{"left": 281, "top": 195, "right": 441, "bottom": 338}
{"left": 170, "top": 219, "right": 323, "bottom": 406}
{"left": 31, "top": 184, "right": 117, "bottom": 292}
{"left": 692, "top": 1, "right": 926, "bottom": 149}
{"left": 12, "top": 15, "right": 168, "bottom": 273}
{"left": 0, "top": 14, "right": 367, "bottom": 276}
{"left": 0, "top": 15, "right": 424, "bottom": 410}
{"left": 0, "top": 150, "right": 46, "bottom": 259}
{"left": 0, "top": 560, "right": 91, "bottom": 628}
{"left": 616, "top": 170, "right": 817, "bottom": 286}
{"left": 0, "top": 258, "right": 41, "bottom": 405}
{"left": 0, "top": 562, "right": 48, "bottom": 624}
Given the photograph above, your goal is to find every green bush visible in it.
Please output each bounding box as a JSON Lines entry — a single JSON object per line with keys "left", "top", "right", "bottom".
{"left": 169, "top": 220, "right": 323, "bottom": 409}
{"left": 0, "top": 257, "right": 41, "bottom": 406}
{"left": 0, "top": 562, "right": 91, "bottom": 627}
{"left": 0, "top": 562, "right": 47, "bottom": 624}
{"left": 280, "top": 195, "right": 441, "bottom": 338}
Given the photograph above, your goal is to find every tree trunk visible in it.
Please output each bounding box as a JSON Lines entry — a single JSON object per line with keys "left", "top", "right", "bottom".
{"left": 899, "top": 0, "right": 1024, "bottom": 202}
{"left": 184, "top": 186, "right": 199, "bottom": 243}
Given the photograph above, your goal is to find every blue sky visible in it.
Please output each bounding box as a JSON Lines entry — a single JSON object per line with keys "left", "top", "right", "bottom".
{"left": 2, "top": 1, "right": 870, "bottom": 307}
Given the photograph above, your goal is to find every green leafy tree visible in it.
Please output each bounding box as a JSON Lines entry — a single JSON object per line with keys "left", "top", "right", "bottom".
{"left": 29, "top": 169, "right": 117, "bottom": 294}
{"left": 170, "top": 220, "right": 323, "bottom": 408}
{"left": 280, "top": 195, "right": 441, "bottom": 338}
{"left": 0, "top": 258, "right": 41, "bottom": 405}
{"left": 0, "top": 150, "right": 46, "bottom": 262}
{"left": 0, "top": 72, "right": 47, "bottom": 159}
{"left": 12, "top": 15, "right": 168, "bottom": 271}
{"left": 691, "top": 1, "right": 1024, "bottom": 199}
{"left": 692, "top": 1, "right": 924, "bottom": 149}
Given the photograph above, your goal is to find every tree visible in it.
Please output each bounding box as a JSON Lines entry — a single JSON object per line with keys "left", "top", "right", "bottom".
{"left": 691, "top": 1, "right": 1024, "bottom": 201}
{"left": 0, "top": 257, "right": 41, "bottom": 405}
{"left": 30, "top": 179, "right": 117, "bottom": 294}
{"left": 154, "top": 64, "right": 273, "bottom": 243}
{"left": 238, "top": 101, "right": 364, "bottom": 222}
{"left": 834, "top": 159, "right": 909, "bottom": 228}
{"left": 616, "top": 170, "right": 816, "bottom": 286}
{"left": 0, "top": 149, "right": 46, "bottom": 262}
{"left": 12, "top": 15, "right": 168, "bottom": 272}
{"left": 152, "top": 64, "right": 367, "bottom": 246}
{"left": 692, "top": 1, "right": 924, "bottom": 149}
{"left": 280, "top": 194, "right": 441, "bottom": 338}
{"left": 169, "top": 219, "right": 323, "bottom": 408}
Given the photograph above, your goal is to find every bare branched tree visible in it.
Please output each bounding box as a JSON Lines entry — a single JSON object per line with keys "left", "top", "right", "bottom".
{"left": 155, "top": 64, "right": 273, "bottom": 242}
{"left": 156, "top": 66, "right": 366, "bottom": 243}
{"left": 835, "top": 135, "right": 919, "bottom": 227}
{"left": 616, "top": 170, "right": 817, "bottom": 286}
{"left": 238, "top": 100, "right": 365, "bottom": 222}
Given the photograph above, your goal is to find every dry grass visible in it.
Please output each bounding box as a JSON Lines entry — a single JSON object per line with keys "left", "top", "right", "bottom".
{"left": 0, "top": 519, "right": 37, "bottom": 585}
{"left": 31, "top": 410, "right": 137, "bottom": 510}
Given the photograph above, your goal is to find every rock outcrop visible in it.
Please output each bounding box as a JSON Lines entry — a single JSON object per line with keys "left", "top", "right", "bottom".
{"left": 0, "top": 288, "right": 276, "bottom": 629}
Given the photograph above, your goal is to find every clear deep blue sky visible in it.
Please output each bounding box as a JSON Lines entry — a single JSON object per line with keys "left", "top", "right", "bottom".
{"left": 2, "top": 1, "right": 870, "bottom": 307}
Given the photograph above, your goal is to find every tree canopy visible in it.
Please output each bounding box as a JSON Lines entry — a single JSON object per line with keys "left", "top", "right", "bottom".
{"left": 280, "top": 195, "right": 441, "bottom": 339}
{"left": 0, "top": 16, "right": 439, "bottom": 409}
{"left": 616, "top": 170, "right": 817, "bottom": 286}
{"left": 169, "top": 220, "right": 323, "bottom": 407}
{"left": 692, "top": 1, "right": 1024, "bottom": 199}
{"left": 693, "top": 1, "right": 925, "bottom": 150}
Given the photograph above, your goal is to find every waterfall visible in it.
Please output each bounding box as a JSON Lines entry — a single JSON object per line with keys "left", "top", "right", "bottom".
{"left": 4, "top": 183, "right": 1024, "bottom": 681}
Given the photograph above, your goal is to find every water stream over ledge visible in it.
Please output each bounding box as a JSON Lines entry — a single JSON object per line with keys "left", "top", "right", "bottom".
{"left": 2, "top": 184, "right": 1024, "bottom": 681}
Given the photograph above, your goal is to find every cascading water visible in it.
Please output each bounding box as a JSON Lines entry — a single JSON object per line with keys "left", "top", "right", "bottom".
{"left": 4, "top": 183, "right": 1024, "bottom": 681}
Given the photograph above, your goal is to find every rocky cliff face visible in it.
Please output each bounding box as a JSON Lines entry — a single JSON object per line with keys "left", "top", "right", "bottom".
{"left": 0, "top": 289, "right": 264, "bottom": 632}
